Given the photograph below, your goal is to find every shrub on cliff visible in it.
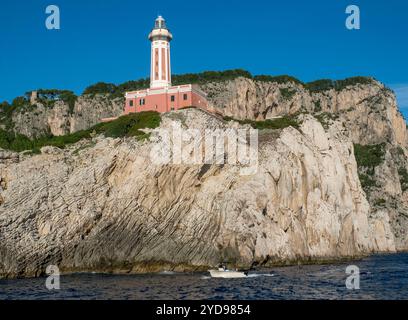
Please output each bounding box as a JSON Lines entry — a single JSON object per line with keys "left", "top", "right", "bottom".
{"left": 279, "top": 88, "right": 297, "bottom": 100}
{"left": 172, "top": 69, "right": 253, "bottom": 85}
{"left": 83, "top": 70, "right": 253, "bottom": 97}
{"left": 254, "top": 75, "right": 303, "bottom": 85}
{"left": 93, "top": 111, "right": 161, "bottom": 138}
{"left": 81, "top": 70, "right": 376, "bottom": 99}
{"left": 0, "top": 101, "right": 17, "bottom": 130}
{"left": 0, "top": 111, "right": 161, "bottom": 152}
{"left": 223, "top": 115, "right": 299, "bottom": 130}
{"left": 305, "top": 77, "right": 375, "bottom": 93}
{"left": 354, "top": 143, "right": 386, "bottom": 191}
{"left": 117, "top": 78, "right": 150, "bottom": 94}
{"left": 335, "top": 77, "right": 375, "bottom": 90}
{"left": 0, "top": 129, "right": 33, "bottom": 152}
{"left": 11, "top": 96, "right": 28, "bottom": 108}
{"left": 83, "top": 82, "right": 118, "bottom": 95}
{"left": 354, "top": 143, "right": 385, "bottom": 169}
{"left": 305, "top": 79, "right": 335, "bottom": 92}
{"left": 398, "top": 167, "right": 408, "bottom": 192}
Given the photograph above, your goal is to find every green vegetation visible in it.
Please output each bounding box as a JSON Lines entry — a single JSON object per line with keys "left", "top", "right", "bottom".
{"left": 81, "top": 70, "right": 374, "bottom": 99}
{"left": 254, "top": 75, "right": 303, "bottom": 85}
{"left": 0, "top": 128, "right": 93, "bottom": 153}
{"left": 0, "top": 101, "right": 17, "bottom": 130}
{"left": 314, "top": 100, "right": 322, "bottom": 112}
{"left": 305, "top": 79, "right": 335, "bottom": 92}
{"left": 354, "top": 143, "right": 386, "bottom": 191}
{"left": 0, "top": 111, "right": 161, "bottom": 153}
{"left": 354, "top": 143, "right": 386, "bottom": 169}
{"left": 94, "top": 111, "right": 161, "bottom": 138}
{"left": 223, "top": 115, "right": 299, "bottom": 130}
{"left": 335, "top": 77, "right": 375, "bottom": 90}
{"left": 31, "top": 89, "right": 78, "bottom": 114}
{"left": 0, "top": 70, "right": 378, "bottom": 139}
{"left": 83, "top": 79, "right": 150, "bottom": 99}
{"left": 279, "top": 88, "right": 296, "bottom": 101}
{"left": 314, "top": 112, "right": 339, "bottom": 129}
{"left": 82, "top": 82, "right": 118, "bottom": 95}
{"left": 398, "top": 167, "right": 408, "bottom": 192}
{"left": 82, "top": 69, "right": 252, "bottom": 97}
{"left": 358, "top": 173, "right": 377, "bottom": 190}
{"left": 397, "top": 146, "right": 405, "bottom": 157}
{"left": 172, "top": 69, "right": 252, "bottom": 85}
{"left": 0, "top": 96, "right": 40, "bottom": 130}
{"left": 305, "top": 77, "right": 375, "bottom": 93}
{"left": 374, "top": 198, "right": 387, "bottom": 207}
{"left": 0, "top": 90, "right": 78, "bottom": 131}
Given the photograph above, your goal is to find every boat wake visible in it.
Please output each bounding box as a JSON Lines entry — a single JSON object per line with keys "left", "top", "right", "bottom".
{"left": 201, "top": 273, "right": 274, "bottom": 279}
{"left": 246, "top": 273, "right": 274, "bottom": 278}
{"left": 158, "top": 271, "right": 176, "bottom": 275}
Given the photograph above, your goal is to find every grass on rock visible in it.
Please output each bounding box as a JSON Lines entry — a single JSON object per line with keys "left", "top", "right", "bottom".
{"left": 223, "top": 115, "right": 299, "bottom": 130}
{"left": 0, "top": 111, "right": 161, "bottom": 153}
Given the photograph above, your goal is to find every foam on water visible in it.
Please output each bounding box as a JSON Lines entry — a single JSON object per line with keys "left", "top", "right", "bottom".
{"left": 246, "top": 273, "right": 274, "bottom": 278}
{"left": 158, "top": 271, "right": 176, "bottom": 275}
{"left": 0, "top": 253, "right": 407, "bottom": 299}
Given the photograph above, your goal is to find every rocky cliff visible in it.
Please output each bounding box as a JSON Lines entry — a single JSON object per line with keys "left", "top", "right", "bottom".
{"left": 1, "top": 76, "right": 408, "bottom": 278}
{"left": 0, "top": 109, "right": 400, "bottom": 278}
{"left": 6, "top": 77, "right": 407, "bottom": 148}
{"left": 203, "top": 78, "right": 408, "bottom": 251}
{"left": 8, "top": 95, "right": 123, "bottom": 138}
{"left": 202, "top": 77, "right": 408, "bottom": 147}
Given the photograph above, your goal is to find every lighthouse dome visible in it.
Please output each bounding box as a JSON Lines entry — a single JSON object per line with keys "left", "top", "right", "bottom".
{"left": 154, "top": 16, "right": 167, "bottom": 29}
{"left": 149, "top": 15, "right": 173, "bottom": 41}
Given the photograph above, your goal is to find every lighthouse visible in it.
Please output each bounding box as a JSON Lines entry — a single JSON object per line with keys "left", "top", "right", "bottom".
{"left": 124, "top": 16, "right": 208, "bottom": 114}
{"left": 149, "top": 16, "right": 172, "bottom": 89}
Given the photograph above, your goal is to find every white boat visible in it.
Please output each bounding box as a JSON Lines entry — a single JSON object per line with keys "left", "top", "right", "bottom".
{"left": 208, "top": 266, "right": 248, "bottom": 278}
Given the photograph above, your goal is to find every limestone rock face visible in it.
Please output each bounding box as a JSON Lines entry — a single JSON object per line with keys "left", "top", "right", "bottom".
{"left": 0, "top": 109, "right": 398, "bottom": 278}
{"left": 2, "top": 77, "right": 408, "bottom": 278}
{"left": 202, "top": 77, "right": 408, "bottom": 147}
{"left": 8, "top": 78, "right": 407, "bottom": 150}
{"left": 69, "top": 95, "right": 124, "bottom": 133}
{"left": 11, "top": 102, "right": 70, "bottom": 138}
{"left": 9, "top": 96, "right": 123, "bottom": 138}
{"left": 201, "top": 78, "right": 408, "bottom": 251}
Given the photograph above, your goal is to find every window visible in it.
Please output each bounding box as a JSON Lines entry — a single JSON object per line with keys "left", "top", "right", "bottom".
{"left": 129, "top": 100, "right": 134, "bottom": 107}
{"left": 171, "top": 95, "right": 175, "bottom": 102}
{"left": 139, "top": 98, "right": 145, "bottom": 106}
{"left": 183, "top": 94, "right": 188, "bottom": 101}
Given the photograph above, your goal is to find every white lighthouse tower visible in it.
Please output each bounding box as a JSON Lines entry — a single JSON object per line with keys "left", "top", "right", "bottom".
{"left": 148, "top": 16, "right": 173, "bottom": 89}
{"left": 123, "top": 16, "right": 208, "bottom": 116}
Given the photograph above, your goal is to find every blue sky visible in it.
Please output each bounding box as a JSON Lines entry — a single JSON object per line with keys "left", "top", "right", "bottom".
{"left": 1, "top": 0, "right": 408, "bottom": 118}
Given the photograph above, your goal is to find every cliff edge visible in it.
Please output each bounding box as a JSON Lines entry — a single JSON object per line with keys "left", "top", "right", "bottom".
{"left": 0, "top": 108, "right": 402, "bottom": 278}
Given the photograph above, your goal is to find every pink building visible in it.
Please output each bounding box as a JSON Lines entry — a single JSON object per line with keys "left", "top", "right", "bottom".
{"left": 124, "top": 16, "right": 208, "bottom": 115}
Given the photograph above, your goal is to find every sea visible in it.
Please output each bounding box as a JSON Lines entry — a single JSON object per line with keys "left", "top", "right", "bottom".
{"left": 0, "top": 253, "right": 407, "bottom": 300}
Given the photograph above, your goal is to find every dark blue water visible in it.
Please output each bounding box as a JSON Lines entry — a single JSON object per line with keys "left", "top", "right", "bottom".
{"left": 1, "top": 253, "right": 407, "bottom": 300}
